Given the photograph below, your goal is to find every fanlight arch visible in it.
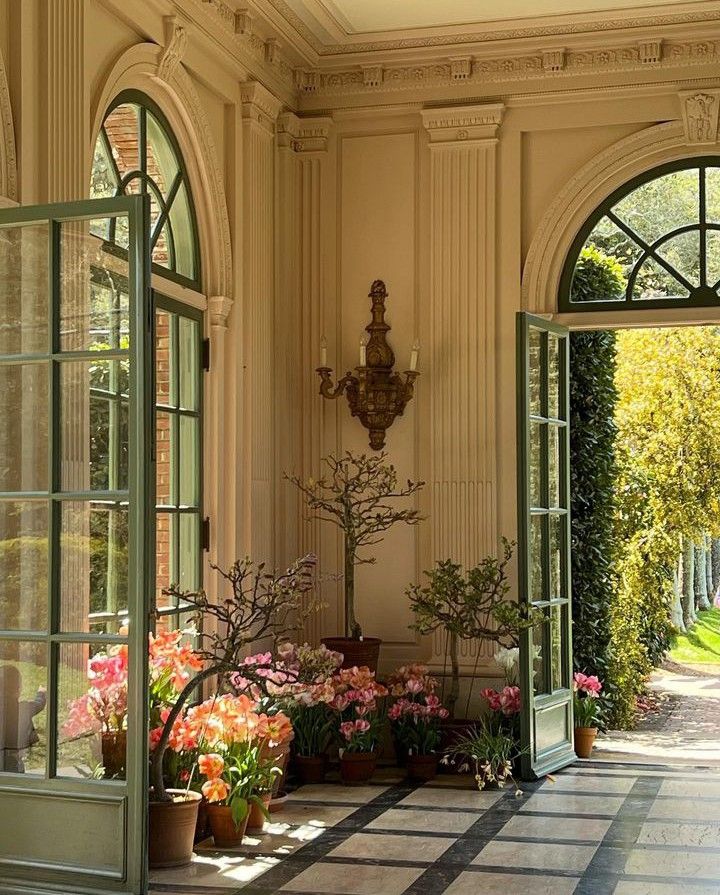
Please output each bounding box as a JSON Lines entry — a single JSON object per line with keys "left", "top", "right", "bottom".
{"left": 560, "top": 158, "right": 720, "bottom": 311}
{"left": 91, "top": 90, "right": 200, "bottom": 288}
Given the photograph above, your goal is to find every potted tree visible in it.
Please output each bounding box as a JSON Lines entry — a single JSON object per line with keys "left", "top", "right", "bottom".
{"left": 148, "top": 555, "right": 316, "bottom": 869}
{"left": 407, "top": 539, "right": 534, "bottom": 721}
{"left": 287, "top": 452, "right": 424, "bottom": 670}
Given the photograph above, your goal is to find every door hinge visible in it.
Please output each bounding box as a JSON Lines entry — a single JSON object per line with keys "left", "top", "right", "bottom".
{"left": 202, "top": 337, "right": 210, "bottom": 372}
{"left": 201, "top": 517, "right": 210, "bottom": 552}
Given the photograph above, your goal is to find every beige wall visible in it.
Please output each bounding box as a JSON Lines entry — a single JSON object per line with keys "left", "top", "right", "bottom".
{"left": 1, "top": 0, "right": 720, "bottom": 679}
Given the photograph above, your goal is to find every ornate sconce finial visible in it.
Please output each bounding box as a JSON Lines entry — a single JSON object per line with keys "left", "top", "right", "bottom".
{"left": 316, "top": 280, "right": 420, "bottom": 450}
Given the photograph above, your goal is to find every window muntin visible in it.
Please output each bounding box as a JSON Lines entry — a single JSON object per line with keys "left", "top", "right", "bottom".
{"left": 91, "top": 93, "right": 200, "bottom": 288}
{"left": 560, "top": 160, "right": 720, "bottom": 311}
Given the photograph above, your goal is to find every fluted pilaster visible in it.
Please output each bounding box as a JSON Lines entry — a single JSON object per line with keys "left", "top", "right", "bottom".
{"left": 421, "top": 104, "right": 504, "bottom": 663}
{"left": 242, "top": 82, "right": 282, "bottom": 565}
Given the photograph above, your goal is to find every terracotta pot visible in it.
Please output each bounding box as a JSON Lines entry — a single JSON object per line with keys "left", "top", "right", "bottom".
{"left": 269, "top": 790, "right": 289, "bottom": 813}
{"left": 206, "top": 804, "right": 249, "bottom": 848}
{"left": 148, "top": 790, "right": 202, "bottom": 869}
{"left": 101, "top": 730, "right": 126, "bottom": 779}
{"left": 407, "top": 753, "right": 438, "bottom": 782}
{"left": 246, "top": 793, "right": 272, "bottom": 833}
{"left": 321, "top": 637, "right": 382, "bottom": 672}
{"left": 340, "top": 751, "right": 376, "bottom": 785}
{"left": 294, "top": 754, "right": 327, "bottom": 785}
{"left": 574, "top": 726, "right": 598, "bottom": 759}
{"left": 195, "top": 798, "right": 211, "bottom": 843}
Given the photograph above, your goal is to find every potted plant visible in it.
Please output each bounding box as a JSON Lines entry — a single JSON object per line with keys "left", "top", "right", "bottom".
{"left": 331, "top": 666, "right": 388, "bottom": 784}
{"left": 387, "top": 665, "right": 448, "bottom": 781}
{"left": 573, "top": 672, "right": 603, "bottom": 758}
{"left": 148, "top": 555, "right": 316, "bottom": 868}
{"left": 444, "top": 723, "right": 521, "bottom": 791}
{"left": 407, "top": 539, "right": 534, "bottom": 720}
{"left": 287, "top": 452, "right": 424, "bottom": 670}
{"left": 187, "top": 696, "right": 292, "bottom": 846}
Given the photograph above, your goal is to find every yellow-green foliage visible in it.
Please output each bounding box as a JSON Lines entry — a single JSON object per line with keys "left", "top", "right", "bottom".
{"left": 611, "top": 326, "right": 720, "bottom": 726}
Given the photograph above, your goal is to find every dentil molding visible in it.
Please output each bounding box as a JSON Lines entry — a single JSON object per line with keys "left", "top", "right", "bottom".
{"left": 421, "top": 104, "right": 504, "bottom": 145}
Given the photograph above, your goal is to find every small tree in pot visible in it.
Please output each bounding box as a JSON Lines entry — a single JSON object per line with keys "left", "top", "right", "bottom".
{"left": 148, "top": 555, "right": 316, "bottom": 868}
{"left": 407, "top": 539, "right": 535, "bottom": 719}
{"left": 287, "top": 452, "right": 424, "bottom": 670}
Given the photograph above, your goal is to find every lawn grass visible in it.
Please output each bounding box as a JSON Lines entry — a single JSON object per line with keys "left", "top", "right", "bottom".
{"left": 670, "top": 607, "right": 720, "bottom": 665}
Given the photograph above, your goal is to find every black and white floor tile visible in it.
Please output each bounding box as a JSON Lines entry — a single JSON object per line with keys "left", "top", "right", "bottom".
{"left": 150, "top": 762, "right": 720, "bottom": 895}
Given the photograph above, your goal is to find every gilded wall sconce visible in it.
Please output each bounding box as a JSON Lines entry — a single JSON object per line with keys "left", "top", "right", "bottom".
{"left": 316, "top": 279, "right": 420, "bottom": 450}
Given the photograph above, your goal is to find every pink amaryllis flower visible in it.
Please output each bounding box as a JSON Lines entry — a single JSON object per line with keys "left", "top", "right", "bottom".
{"left": 573, "top": 672, "right": 602, "bottom": 696}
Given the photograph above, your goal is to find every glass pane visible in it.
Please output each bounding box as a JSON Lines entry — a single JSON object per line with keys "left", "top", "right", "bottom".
{"left": 153, "top": 224, "right": 172, "bottom": 270}
{"left": 60, "top": 221, "right": 130, "bottom": 352}
{"left": 57, "top": 641, "right": 127, "bottom": 780}
{"left": 656, "top": 230, "right": 700, "bottom": 287}
{"left": 61, "top": 359, "right": 129, "bottom": 492}
{"left": 549, "top": 513, "right": 563, "bottom": 598}
{"left": 90, "top": 134, "right": 117, "bottom": 203}
{"left": 60, "top": 502, "right": 128, "bottom": 634}
{"left": 705, "top": 168, "right": 720, "bottom": 224}
{"left": 548, "top": 425, "right": 560, "bottom": 508}
{"left": 0, "top": 501, "right": 48, "bottom": 631}
{"left": 571, "top": 218, "right": 639, "bottom": 301}
{"left": 179, "top": 416, "right": 198, "bottom": 506}
{"left": 530, "top": 513, "right": 544, "bottom": 604}
{"left": 529, "top": 421, "right": 542, "bottom": 508}
{"left": 0, "top": 224, "right": 49, "bottom": 355}
{"left": 550, "top": 603, "right": 563, "bottom": 691}
{"left": 178, "top": 317, "right": 199, "bottom": 411}
{"left": 532, "top": 616, "right": 548, "bottom": 695}
{"left": 612, "top": 168, "right": 699, "bottom": 245}
{"left": 146, "top": 110, "right": 180, "bottom": 196}
{"left": 632, "top": 257, "right": 689, "bottom": 301}
{"left": 528, "top": 329, "right": 541, "bottom": 416}
{"left": 707, "top": 230, "right": 720, "bottom": 289}
{"left": 156, "top": 411, "right": 174, "bottom": 506}
{"left": 179, "top": 513, "right": 199, "bottom": 590}
{"left": 548, "top": 336, "right": 560, "bottom": 419}
{"left": 156, "top": 511, "right": 175, "bottom": 609}
{"left": 102, "top": 104, "right": 140, "bottom": 180}
{"left": 0, "top": 362, "right": 49, "bottom": 492}
{"left": 168, "top": 182, "right": 196, "bottom": 280}
{"left": 156, "top": 310, "right": 175, "bottom": 407}
{"left": 0, "top": 641, "right": 47, "bottom": 775}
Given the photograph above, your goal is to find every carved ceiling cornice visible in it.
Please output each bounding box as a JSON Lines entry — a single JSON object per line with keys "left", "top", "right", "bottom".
{"left": 173, "top": 0, "right": 720, "bottom": 110}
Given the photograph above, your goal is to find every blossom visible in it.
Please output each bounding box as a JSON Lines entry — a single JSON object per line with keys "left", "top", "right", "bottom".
{"left": 201, "top": 777, "right": 229, "bottom": 803}
{"left": 198, "top": 753, "right": 225, "bottom": 779}
{"left": 573, "top": 672, "right": 602, "bottom": 696}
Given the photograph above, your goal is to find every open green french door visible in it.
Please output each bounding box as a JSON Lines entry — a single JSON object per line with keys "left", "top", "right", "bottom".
{"left": 0, "top": 196, "right": 152, "bottom": 894}
{"left": 517, "top": 313, "right": 575, "bottom": 779}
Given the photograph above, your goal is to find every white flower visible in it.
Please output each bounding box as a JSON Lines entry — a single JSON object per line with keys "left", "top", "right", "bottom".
{"left": 494, "top": 647, "right": 520, "bottom": 685}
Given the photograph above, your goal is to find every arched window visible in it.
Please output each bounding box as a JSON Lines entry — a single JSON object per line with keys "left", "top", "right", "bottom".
{"left": 90, "top": 90, "right": 200, "bottom": 288}
{"left": 559, "top": 159, "right": 720, "bottom": 311}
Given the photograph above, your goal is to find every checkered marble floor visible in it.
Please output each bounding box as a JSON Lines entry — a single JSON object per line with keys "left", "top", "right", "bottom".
{"left": 150, "top": 762, "right": 720, "bottom": 895}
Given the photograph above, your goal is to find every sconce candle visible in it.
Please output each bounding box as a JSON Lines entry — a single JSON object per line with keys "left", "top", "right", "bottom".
{"left": 316, "top": 280, "right": 420, "bottom": 451}
{"left": 320, "top": 336, "right": 328, "bottom": 368}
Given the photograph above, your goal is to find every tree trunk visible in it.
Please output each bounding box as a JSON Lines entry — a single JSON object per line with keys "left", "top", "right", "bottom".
{"left": 712, "top": 537, "right": 720, "bottom": 598}
{"left": 681, "top": 537, "right": 697, "bottom": 629}
{"left": 706, "top": 534, "right": 714, "bottom": 607}
{"left": 447, "top": 631, "right": 460, "bottom": 719}
{"left": 671, "top": 555, "right": 686, "bottom": 632}
{"left": 344, "top": 534, "right": 361, "bottom": 639}
{"left": 695, "top": 542, "right": 711, "bottom": 611}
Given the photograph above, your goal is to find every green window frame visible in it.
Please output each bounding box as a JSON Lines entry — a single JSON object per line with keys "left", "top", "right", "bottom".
{"left": 560, "top": 157, "right": 720, "bottom": 312}
{"left": 91, "top": 90, "right": 201, "bottom": 291}
{"left": 153, "top": 294, "right": 204, "bottom": 632}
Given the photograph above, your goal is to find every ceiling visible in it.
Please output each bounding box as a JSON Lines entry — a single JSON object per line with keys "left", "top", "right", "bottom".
{"left": 316, "top": 0, "right": 697, "bottom": 33}
{"left": 276, "top": 0, "right": 719, "bottom": 54}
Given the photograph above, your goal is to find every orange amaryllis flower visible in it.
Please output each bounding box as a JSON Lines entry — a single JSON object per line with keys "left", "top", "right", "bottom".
{"left": 256, "top": 712, "right": 293, "bottom": 746}
{"left": 198, "top": 753, "right": 225, "bottom": 779}
{"left": 201, "top": 777, "right": 229, "bottom": 803}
